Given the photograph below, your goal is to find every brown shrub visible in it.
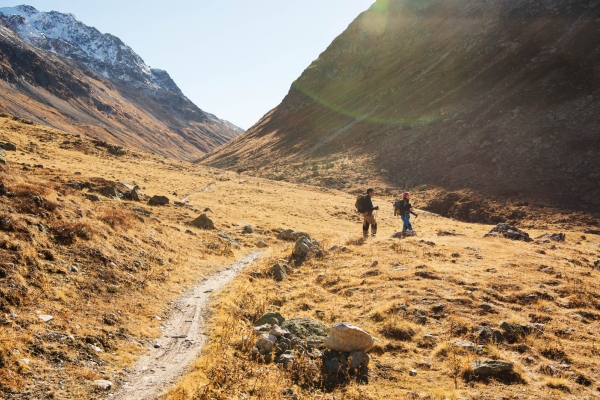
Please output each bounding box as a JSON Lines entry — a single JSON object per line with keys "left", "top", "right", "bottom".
{"left": 99, "top": 207, "right": 134, "bottom": 230}
{"left": 51, "top": 221, "right": 92, "bottom": 244}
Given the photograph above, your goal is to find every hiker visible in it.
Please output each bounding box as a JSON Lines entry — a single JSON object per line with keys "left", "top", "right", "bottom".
{"left": 359, "top": 188, "right": 379, "bottom": 238}
{"left": 397, "top": 192, "right": 418, "bottom": 234}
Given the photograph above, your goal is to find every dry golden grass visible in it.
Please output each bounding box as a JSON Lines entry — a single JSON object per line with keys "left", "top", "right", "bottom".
{"left": 1, "top": 117, "right": 600, "bottom": 399}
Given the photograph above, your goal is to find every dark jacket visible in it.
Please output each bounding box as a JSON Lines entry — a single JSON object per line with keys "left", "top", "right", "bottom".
{"left": 399, "top": 199, "right": 412, "bottom": 214}
{"left": 363, "top": 195, "right": 376, "bottom": 212}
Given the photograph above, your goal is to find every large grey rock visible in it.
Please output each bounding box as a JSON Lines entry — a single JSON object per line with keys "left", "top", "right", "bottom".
{"left": 254, "top": 312, "right": 285, "bottom": 326}
{"left": 293, "top": 237, "right": 314, "bottom": 258}
{"left": 148, "top": 195, "right": 169, "bottom": 206}
{"left": 325, "top": 322, "right": 374, "bottom": 352}
{"left": 189, "top": 214, "right": 214, "bottom": 229}
{"left": 281, "top": 318, "right": 329, "bottom": 338}
{"left": 277, "top": 229, "right": 311, "bottom": 241}
{"left": 93, "top": 380, "right": 113, "bottom": 391}
{"left": 471, "top": 360, "right": 514, "bottom": 376}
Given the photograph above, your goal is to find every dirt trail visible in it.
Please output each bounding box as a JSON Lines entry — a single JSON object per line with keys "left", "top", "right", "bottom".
{"left": 112, "top": 252, "right": 262, "bottom": 400}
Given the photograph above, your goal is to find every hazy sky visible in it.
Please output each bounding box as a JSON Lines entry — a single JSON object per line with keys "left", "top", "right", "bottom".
{"left": 0, "top": 1, "right": 374, "bottom": 129}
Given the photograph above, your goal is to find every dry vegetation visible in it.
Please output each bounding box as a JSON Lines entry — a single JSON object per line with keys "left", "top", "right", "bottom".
{"left": 1, "top": 116, "right": 600, "bottom": 399}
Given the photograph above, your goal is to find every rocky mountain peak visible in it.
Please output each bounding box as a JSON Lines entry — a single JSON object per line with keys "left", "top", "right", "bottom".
{"left": 0, "top": 5, "right": 178, "bottom": 94}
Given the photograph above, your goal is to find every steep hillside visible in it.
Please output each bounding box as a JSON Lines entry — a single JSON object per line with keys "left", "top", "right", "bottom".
{"left": 0, "top": 5, "right": 243, "bottom": 159}
{"left": 201, "top": 0, "right": 600, "bottom": 211}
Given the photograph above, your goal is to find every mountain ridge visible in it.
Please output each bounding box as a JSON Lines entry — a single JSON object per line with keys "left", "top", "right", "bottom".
{"left": 0, "top": 5, "right": 243, "bottom": 159}
{"left": 200, "top": 0, "right": 600, "bottom": 211}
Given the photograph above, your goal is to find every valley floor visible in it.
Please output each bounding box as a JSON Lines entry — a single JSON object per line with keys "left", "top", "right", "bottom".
{"left": 1, "top": 117, "right": 599, "bottom": 399}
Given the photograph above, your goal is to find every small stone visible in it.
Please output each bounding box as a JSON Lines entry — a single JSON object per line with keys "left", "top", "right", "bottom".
{"left": 409, "top": 369, "right": 418, "bottom": 376}
{"left": 270, "top": 264, "right": 288, "bottom": 281}
{"left": 270, "top": 325, "right": 288, "bottom": 338}
{"left": 277, "top": 229, "right": 311, "bottom": 241}
{"left": 276, "top": 353, "right": 295, "bottom": 368}
{"left": 154, "top": 344, "right": 161, "bottom": 349}
{"left": 86, "top": 194, "right": 101, "bottom": 202}
{"left": 243, "top": 225, "right": 254, "bottom": 234}
{"left": 88, "top": 344, "right": 103, "bottom": 353}
{"left": 38, "top": 315, "right": 53, "bottom": 322}
{"left": 93, "top": 380, "right": 113, "bottom": 391}
{"left": 371, "top": 260, "right": 378, "bottom": 267}
{"left": 70, "top": 265, "right": 79, "bottom": 273}
{"left": 257, "top": 240, "right": 269, "bottom": 248}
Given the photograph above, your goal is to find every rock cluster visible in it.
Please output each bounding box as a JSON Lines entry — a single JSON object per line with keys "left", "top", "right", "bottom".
{"left": 250, "top": 314, "right": 373, "bottom": 385}
{"left": 484, "top": 223, "right": 532, "bottom": 242}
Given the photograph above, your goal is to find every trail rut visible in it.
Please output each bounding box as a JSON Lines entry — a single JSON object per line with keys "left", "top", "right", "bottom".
{"left": 112, "top": 252, "right": 262, "bottom": 400}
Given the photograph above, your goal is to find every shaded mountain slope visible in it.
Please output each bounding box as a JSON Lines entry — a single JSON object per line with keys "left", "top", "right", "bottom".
{"left": 201, "top": 0, "right": 600, "bottom": 210}
{"left": 0, "top": 5, "right": 242, "bottom": 159}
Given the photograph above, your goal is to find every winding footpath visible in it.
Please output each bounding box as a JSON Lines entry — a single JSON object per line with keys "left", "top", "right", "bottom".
{"left": 112, "top": 252, "right": 262, "bottom": 400}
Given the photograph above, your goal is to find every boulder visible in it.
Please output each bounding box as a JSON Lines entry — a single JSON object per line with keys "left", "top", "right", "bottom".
{"left": 86, "top": 194, "right": 101, "bottom": 202}
{"left": 281, "top": 318, "right": 330, "bottom": 338}
{"left": 0, "top": 142, "right": 16, "bottom": 151}
{"left": 277, "top": 229, "right": 311, "bottom": 241}
{"left": 324, "top": 322, "right": 374, "bottom": 352}
{"left": 255, "top": 334, "right": 275, "bottom": 353}
{"left": 275, "top": 353, "right": 295, "bottom": 368}
{"left": 130, "top": 186, "right": 144, "bottom": 201}
{"left": 270, "top": 264, "right": 288, "bottom": 281}
{"left": 484, "top": 223, "right": 532, "bottom": 242}
{"left": 189, "top": 214, "right": 214, "bottom": 229}
{"left": 476, "top": 326, "right": 505, "bottom": 344}
{"left": 293, "top": 236, "right": 314, "bottom": 258}
{"left": 99, "top": 186, "right": 119, "bottom": 199}
{"left": 471, "top": 360, "right": 514, "bottom": 376}
{"left": 148, "top": 195, "right": 169, "bottom": 206}
{"left": 254, "top": 312, "right": 285, "bottom": 326}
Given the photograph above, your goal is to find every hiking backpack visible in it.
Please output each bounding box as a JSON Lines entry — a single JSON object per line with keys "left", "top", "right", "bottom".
{"left": 393, "top": 199, "right": 401, "bottom": 216}
{"left": 355, "top": 194, "right": 367, "bottom": 213}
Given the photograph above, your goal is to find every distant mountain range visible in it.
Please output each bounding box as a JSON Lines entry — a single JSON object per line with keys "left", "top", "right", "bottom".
{"left": 201, "top": 0, "right": 600, "bottom": 210}
{"left": 0, "top": 5, "right": 243, "bottom": 159}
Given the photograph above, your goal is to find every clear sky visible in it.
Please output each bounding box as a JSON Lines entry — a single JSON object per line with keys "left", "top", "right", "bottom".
{"left": 0, "top": 1, "right": 374, "bottom": 129}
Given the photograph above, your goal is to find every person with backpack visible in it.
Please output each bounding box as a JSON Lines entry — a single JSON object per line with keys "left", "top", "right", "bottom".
{"left": 356, "top": 188, "right": 379, "bottom": 238}
{"left": 397, "top": 192, "right": 418, "bottom": 235}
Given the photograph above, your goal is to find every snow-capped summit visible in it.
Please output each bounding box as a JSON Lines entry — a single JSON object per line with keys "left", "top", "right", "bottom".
{"left": 0, "top": 4, "right": 179, "bottom": 94}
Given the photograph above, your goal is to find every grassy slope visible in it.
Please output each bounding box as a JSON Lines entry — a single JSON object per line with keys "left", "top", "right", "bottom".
{"left": 1, "top": 116, "right": 599, "bottom": 399}
{"left": 200, "top": 0, "right": 600, "bottom": 210}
